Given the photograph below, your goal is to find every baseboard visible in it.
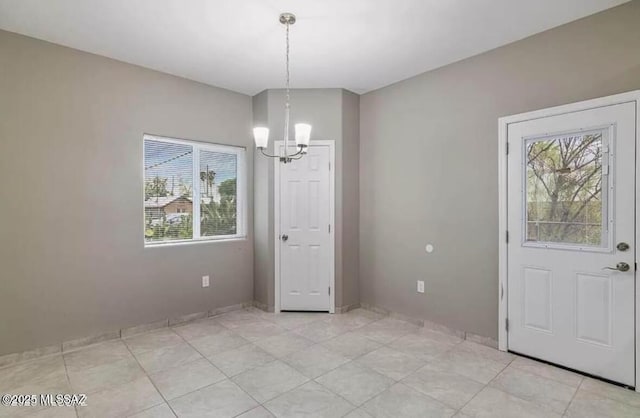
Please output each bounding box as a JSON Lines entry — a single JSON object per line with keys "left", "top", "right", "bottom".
{"left": 0, "top": 301, "right": 253, "bottom": 369}
{"left": 359, "top": 302, "right": 498, "bottom": 349}
{"left": 422, "top": 318, "right": 466, "bottom": 340}
{"left": 0, "top": 344, "right": 62, "bottom": 369}
{"left": 465, "top": 332, "right": 499, "bottom": 349}
{"left": 169, "top": 311, "right": 208, "bottom": 326}
{"left": 210, "top": 302, "right": 254, "bottom": 317}
{"left": 62, "top": 330, "right": 122, "bottom": 352}
{"left": 251, "top": 300, "right": 273, "bottom": 312}
{"left": 121, "top": 319, "right": 169, "bottom": 339}
{"left": 335, "top": 302, "right": 361, "bottom": 314}
{"left": 359, "top": 302, "right": 390, "bottom": 316}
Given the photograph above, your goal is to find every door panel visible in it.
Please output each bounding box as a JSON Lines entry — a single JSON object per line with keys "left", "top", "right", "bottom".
{"left": 288, "top": 181, "right": 301, "bottom": 229}
{"left": 507, "top": 102, "right": 636, "bottom": 386}
{"left": 280, "top": 145, "right": 332, "bottom": 311}
{"left": 575, "top": 272, "right": 612, "bottom": 346}
{"left": 308, "top": 181, "right": 320, "bottom": 228}
{"left": 522, "top": 267, "right": 552, "bottom": 333}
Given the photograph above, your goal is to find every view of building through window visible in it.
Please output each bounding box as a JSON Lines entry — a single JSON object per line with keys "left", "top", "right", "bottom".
{"left": 143, "top": 135, "right": 243, "bottom": 244}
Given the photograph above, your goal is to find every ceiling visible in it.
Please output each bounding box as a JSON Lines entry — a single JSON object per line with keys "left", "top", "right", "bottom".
{"left": 0, "top": 0, "right": 629, "bottom": 95}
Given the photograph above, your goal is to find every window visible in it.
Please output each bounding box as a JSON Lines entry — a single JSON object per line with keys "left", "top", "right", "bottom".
{"left": 143, "top": 134, "right": 246, "bottom": 246}
{"left": 524, "top": 128, "right": 609, "bottom": 248}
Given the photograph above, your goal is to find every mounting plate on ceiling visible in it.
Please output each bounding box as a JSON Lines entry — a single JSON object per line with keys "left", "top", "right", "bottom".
{"left": 279, "top": 13, "right": 296, "bottom": 25}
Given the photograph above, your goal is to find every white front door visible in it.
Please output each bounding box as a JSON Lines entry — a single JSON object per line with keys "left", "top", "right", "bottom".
{"left": 507, "top": 102, "right": 636, "bottom": 386}
{"left": 279, "top": 144, "right": 333, "bottom": 311}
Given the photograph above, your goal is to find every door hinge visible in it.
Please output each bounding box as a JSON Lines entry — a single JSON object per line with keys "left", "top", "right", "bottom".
{"left": 506, "top": 142, "right": 509, "bottom": 155}
{"left": 328, "top": 224, "right": 331, "bottom": 233}
{"left": 328, "top": 286, "right": 331, "bottom": 296}
{"left": 328, "top": 162, "right": 331, "bottom": 171}
{"left": 506, "top": 230, "right": 509, "bottom": 243}
{"left": 505, "top": 318, "right": 509, "bottom": 332}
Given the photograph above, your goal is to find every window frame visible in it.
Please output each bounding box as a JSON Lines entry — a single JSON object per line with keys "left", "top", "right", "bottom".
{"left": 143, "top": 133, "right": 247, "bottom": 247}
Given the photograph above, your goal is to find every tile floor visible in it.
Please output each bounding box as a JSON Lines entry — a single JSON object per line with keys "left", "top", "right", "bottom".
{"left": 1, "top": 308, "right": 640, "bottom": 417}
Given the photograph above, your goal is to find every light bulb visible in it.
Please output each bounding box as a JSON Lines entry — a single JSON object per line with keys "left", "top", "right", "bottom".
{"left": 295, "top": 123, "right": 311, "bottom": 147}
{"left": 253, "top": 127, "right": 269, "bottom": 149}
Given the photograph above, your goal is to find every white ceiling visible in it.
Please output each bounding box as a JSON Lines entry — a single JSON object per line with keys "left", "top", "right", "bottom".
{"left": 0, "top": 0, "right": 629, "bottom": 95}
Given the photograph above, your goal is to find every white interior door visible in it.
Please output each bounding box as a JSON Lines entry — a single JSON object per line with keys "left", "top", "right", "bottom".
{"left": 279, "top": 144, "right": 332, "bottom": 311}
{"left": 507, "top": 102, "right": 636, "bottom": 386}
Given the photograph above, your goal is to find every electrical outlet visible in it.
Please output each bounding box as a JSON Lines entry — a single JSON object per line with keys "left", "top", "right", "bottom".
{"left": 417, "top": 280, "right": 425, "bottom": 293}
{"left": 202, "top": 275, "right": 210, "bottom": 288}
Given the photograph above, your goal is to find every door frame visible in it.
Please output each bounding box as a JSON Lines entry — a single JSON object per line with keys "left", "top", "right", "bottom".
{"left": 273, "top": 140, "right": 336, "bottom": 314}
{"left": 498, "top": 90, "right": 640, "bottom": 388}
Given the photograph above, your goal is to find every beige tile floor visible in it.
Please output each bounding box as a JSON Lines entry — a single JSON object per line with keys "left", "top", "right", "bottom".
{"left": 1, "top": 307, "right": 640, "bottom": 417}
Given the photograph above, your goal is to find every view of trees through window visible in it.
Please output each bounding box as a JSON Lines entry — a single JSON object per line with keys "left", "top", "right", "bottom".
{"left": 200, "top": 149, "right": 237, "bottom": 237}
{"left": 525, "top": 131, "right": 606, "bottom": 246}
{"left": 143, "top": 136, "right": 241, "bottom": 244}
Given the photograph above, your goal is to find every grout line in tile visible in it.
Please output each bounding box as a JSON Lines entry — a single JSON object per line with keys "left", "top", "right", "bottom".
{"left": 178, "top": 325, "right": 269, "bottom": 411}
{"left": 60, "top": 351, "right": 80, "bottom": 418}
{"left": 459, "top": 356, "right": 584, "bottom": 416}
{"left": 308, "top": 379, "right": 360, "bottom": 416}
{"left": 450, "top": 350, "right": 515, "bottom": 414}
{"left": 311, "top": 359, "right": 387, "bottom": 409}
{"left": 397, "top": 381, "right": 457, "bottom": 416}
{"left": 122, "top": 333, "right": 181, "bottom": 417}
{"left": 126, "top": 403, "right": 173, "bottom": 418}
{"left": 487, "top": 358, "right": 584, "bottom": 416}
{"left": 561, "top": 376, "right": 584, "bottom": 417}
{"left": 257, "top": 378, "right": 315, "bottom": 415}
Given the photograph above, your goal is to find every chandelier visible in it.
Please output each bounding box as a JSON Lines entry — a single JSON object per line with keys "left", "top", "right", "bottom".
{"left": 253, "top": 13, "right": 311, "bottom": 164}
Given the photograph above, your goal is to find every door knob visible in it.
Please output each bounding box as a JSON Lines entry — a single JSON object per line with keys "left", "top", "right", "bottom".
{"left": 281, "top": 234, "right": 289, "bottom": 242}
{"left": 603, "top": 262, "right": 630, "bottom": 272}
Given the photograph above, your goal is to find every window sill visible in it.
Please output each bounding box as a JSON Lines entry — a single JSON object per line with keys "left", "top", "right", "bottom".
{"left": 144, "top": 236, "right": 247, "bottom": 249}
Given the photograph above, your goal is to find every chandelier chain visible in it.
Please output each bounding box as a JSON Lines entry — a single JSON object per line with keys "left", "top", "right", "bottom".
{"left": 283, "top": 20, "right": 291, "bottom": 157}
{"left": 286, "top": 20, "right": 290, "bottom": 105}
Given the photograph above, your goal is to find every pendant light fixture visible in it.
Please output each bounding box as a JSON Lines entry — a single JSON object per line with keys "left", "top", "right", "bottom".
{"left": 253, "top": 12, "right": 311, "bottom": 163}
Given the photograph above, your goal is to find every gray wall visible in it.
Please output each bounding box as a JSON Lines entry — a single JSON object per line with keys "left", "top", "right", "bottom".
{"left": 341, "top": 90, "right": 360, "bottom": 308}
{"left": 252, "top": 90, "right": 274, "bottom": 309}
{"left": 359, "top": 1, "right": 640, "bottom": 339}
{"left": 0, "top": 30, "right": 254, "bottom": 355}
{"left": 253, "top": 89, "right": 360, "bottom": 310}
